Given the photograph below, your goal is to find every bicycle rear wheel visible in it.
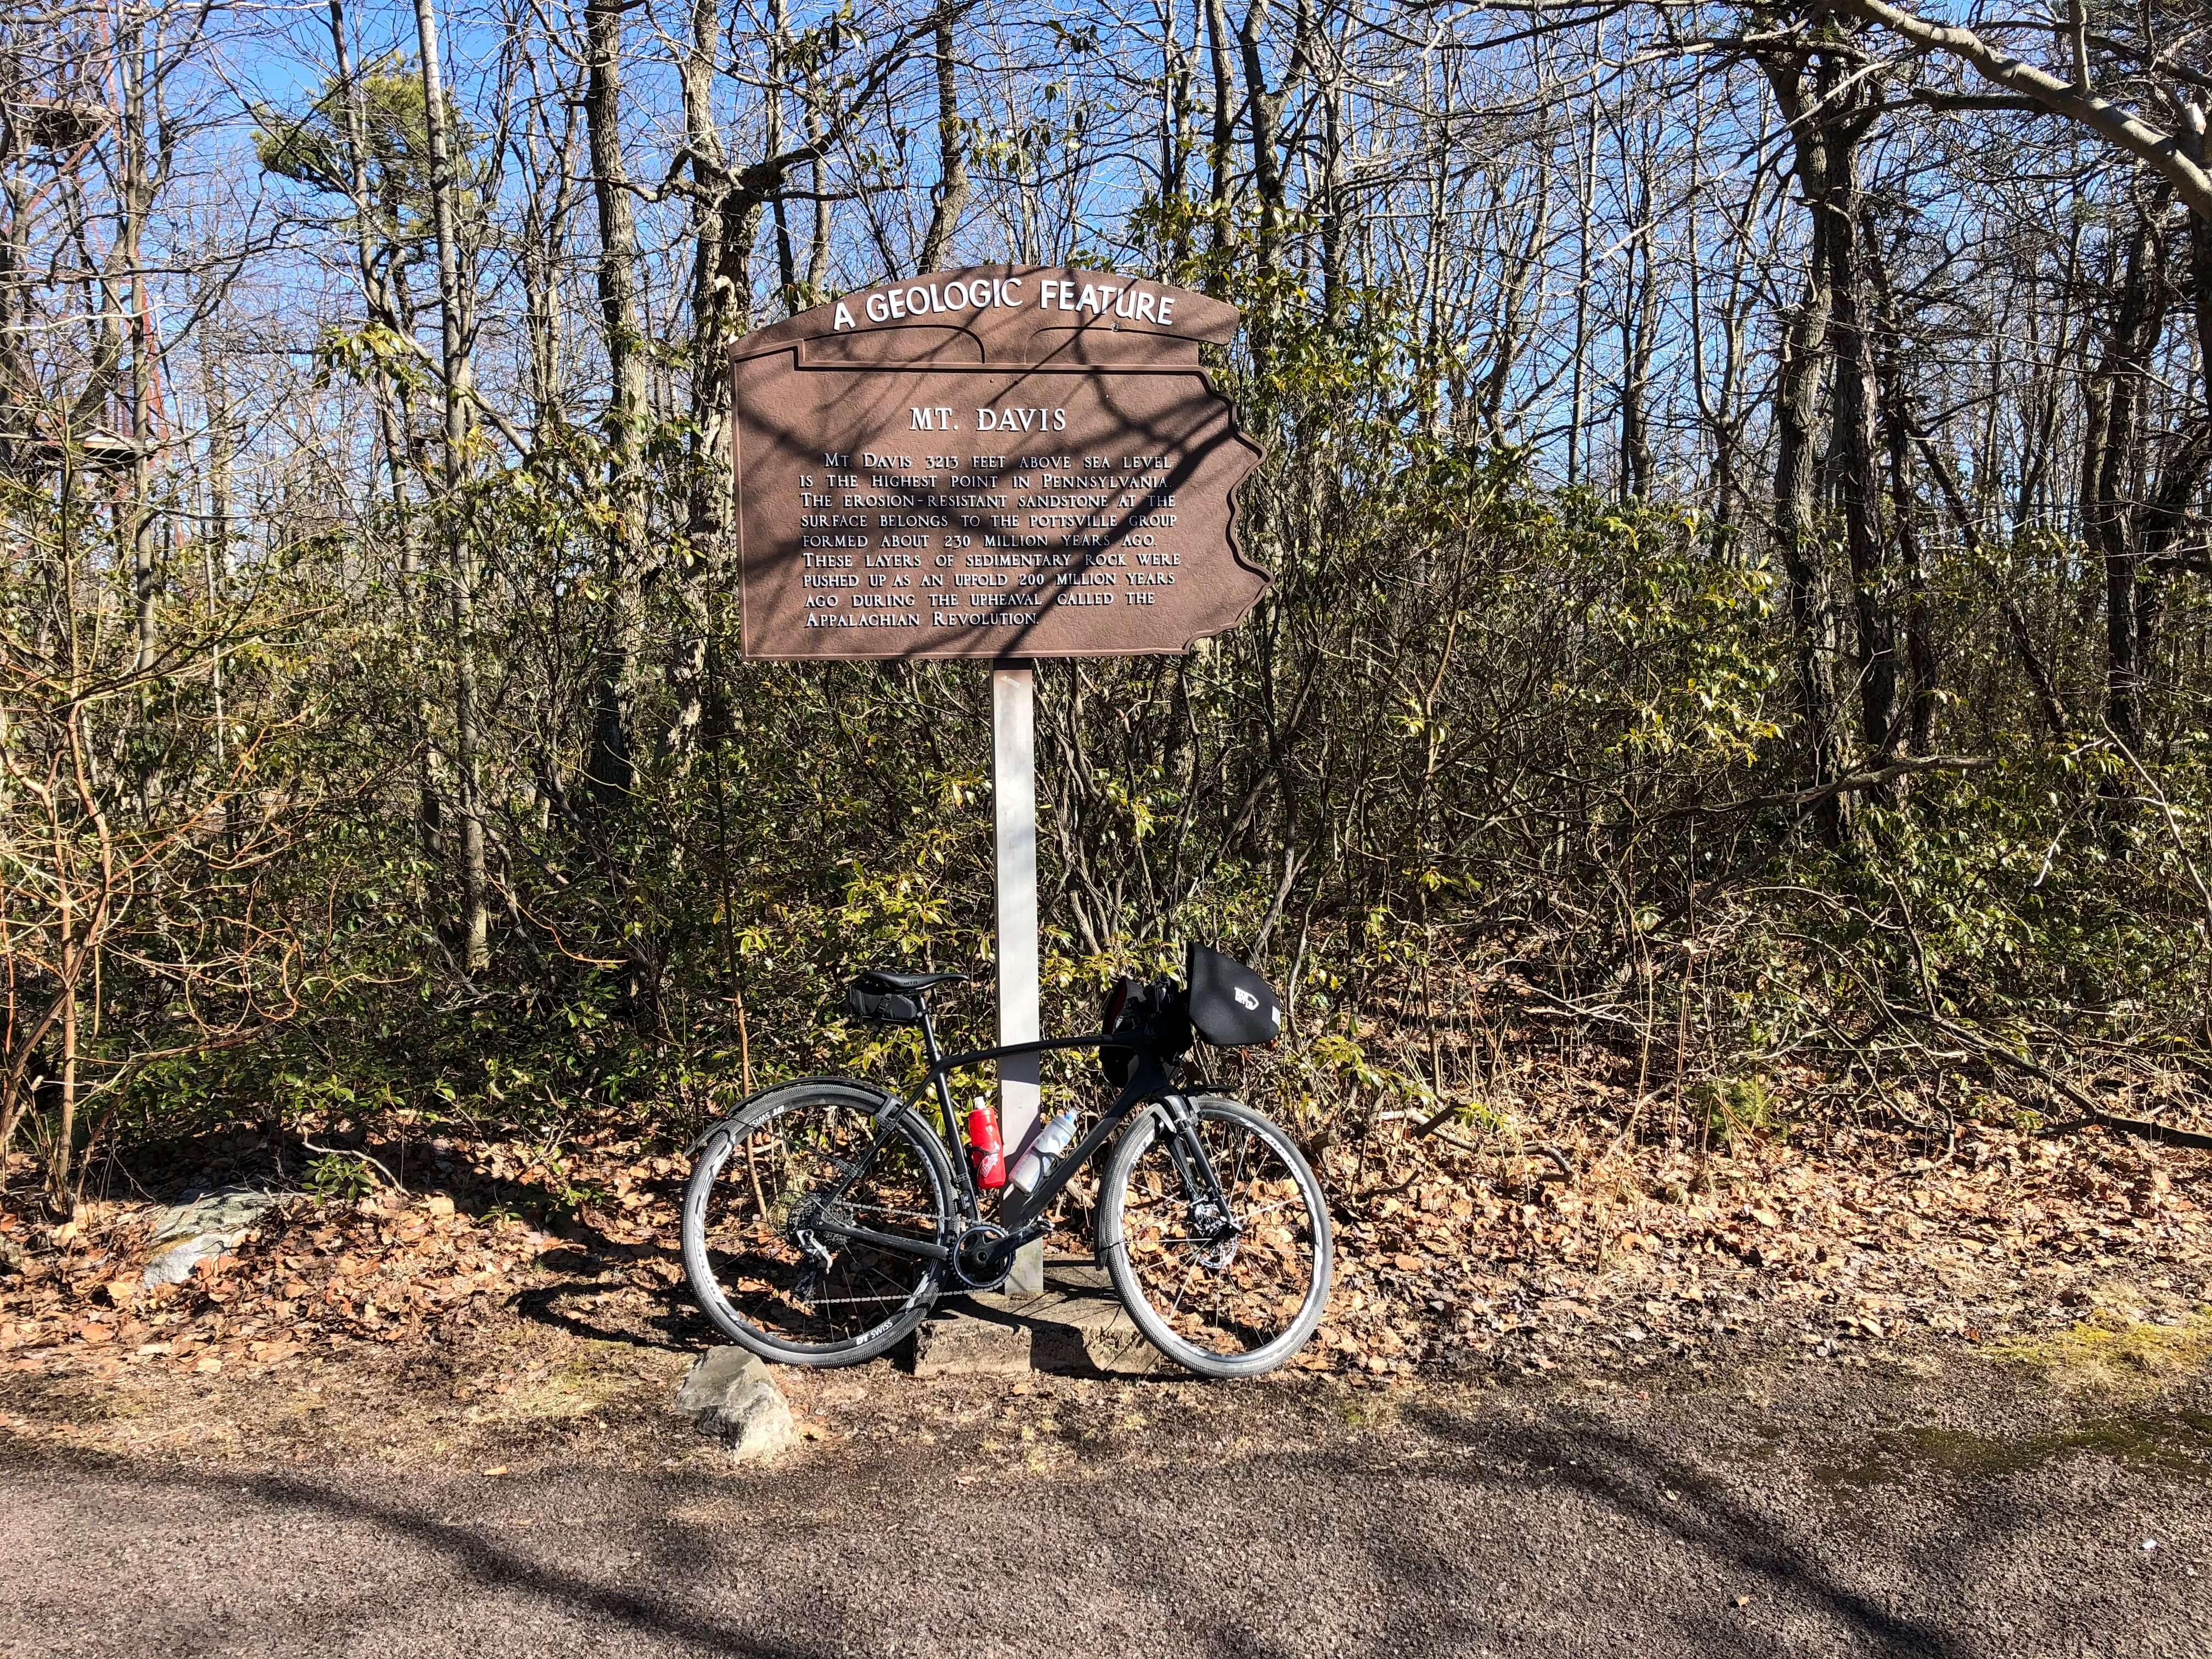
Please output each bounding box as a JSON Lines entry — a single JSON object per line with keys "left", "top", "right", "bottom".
{"left": 681, "top": 1079, "right": 953, "bottom": 1365}
{"left": 1099, "top": 1095, "right": 1332, "bottom": 1379}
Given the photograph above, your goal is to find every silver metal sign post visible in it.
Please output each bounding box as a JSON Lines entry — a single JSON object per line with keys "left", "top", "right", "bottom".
{"left": 991, "top": 665, "right": 1045, "bottom": 1297}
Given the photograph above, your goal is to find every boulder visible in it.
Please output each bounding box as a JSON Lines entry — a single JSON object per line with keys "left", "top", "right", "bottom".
{"left": 142, "top": 1188, "right": 284, "bottom": 1287}
{"left": 672, "top": 1347, "right": 798, "bottom": 1462}
{"left": 913, "top": 1263, "right": 1169, "bottom": 1377}
{"left": 911, "top": 1306, "right": 1032, "bottom": 1378}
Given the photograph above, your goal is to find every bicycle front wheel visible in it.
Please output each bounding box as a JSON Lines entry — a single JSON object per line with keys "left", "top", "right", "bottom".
{"left": 1099, "top": 1095, "right": 1332, "bottom": 1379}
{"left": 681, "top": 1079, "right": 954, "bottom": 1366}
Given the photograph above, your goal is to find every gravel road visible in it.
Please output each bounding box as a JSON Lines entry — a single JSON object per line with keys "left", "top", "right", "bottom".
{"left": 4, "top": 1353, "right": 2209, "bottom": 1658}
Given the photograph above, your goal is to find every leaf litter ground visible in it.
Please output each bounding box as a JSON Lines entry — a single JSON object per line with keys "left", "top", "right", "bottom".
{"left": 3, "top": 1104, "right": 2210, "bottom": 1464}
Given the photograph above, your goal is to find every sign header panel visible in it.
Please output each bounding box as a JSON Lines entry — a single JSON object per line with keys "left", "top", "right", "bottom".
{"left": 730, "top": 266, "right": 1266, "bottom": 660}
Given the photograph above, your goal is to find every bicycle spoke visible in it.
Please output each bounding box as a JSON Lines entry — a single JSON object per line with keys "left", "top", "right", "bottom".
{"left": 1116, "top": 1105, "right": 1323, "bottom": 1363}
{"left": 691, "top": 1096, "right": 948, "bottom": 1352}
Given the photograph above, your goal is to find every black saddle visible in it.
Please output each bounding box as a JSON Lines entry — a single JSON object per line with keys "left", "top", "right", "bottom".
{"left": 854, "top": 968, "right": 970, "bottom": 993}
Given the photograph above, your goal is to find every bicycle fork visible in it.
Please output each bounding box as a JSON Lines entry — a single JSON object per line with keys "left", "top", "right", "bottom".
{"left": 1155, "top": 1095, "right": 1239, "bottom": 1250}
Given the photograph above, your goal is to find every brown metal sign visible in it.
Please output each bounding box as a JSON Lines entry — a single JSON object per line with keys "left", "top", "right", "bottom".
{"left": 729, "top": 266, "right": 1265, "bottom": 659}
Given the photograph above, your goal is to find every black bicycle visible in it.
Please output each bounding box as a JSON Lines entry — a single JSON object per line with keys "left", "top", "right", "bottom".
{"left": 679, "top": 944, "right": 1332, "bottom": 1379}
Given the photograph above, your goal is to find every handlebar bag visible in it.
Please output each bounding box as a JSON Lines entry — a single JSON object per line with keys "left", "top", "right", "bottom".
{"left": 1098, "top": 975, "right": 1194, "bottom": 1087}
{"left": 1184, "top": 943, "right": 1283, "bottom": 1047}
{"left": 1099, "top": 977, "right": 1140, "bottom": 1089}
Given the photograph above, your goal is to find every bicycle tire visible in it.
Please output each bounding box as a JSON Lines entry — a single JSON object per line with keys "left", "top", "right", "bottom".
{"left": 681, "top": 1077, "right": 953, "bottom": 1367}
{"left": 1098, "top": 1094, "right": 1332, "bottom": 1379}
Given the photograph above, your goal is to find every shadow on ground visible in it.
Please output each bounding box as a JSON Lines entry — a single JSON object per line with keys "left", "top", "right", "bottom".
{"left": 4, "top": 1357, "right": 2207, "bottom": 1658}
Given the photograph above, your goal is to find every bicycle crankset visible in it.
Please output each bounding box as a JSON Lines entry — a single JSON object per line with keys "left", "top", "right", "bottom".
{"left": 949, "top": 1222, "right": 1015, "bottom": 1291}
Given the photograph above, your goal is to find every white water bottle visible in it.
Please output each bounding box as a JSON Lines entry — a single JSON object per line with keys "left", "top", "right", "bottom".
{"left": 1008, "top": 1110, "right": 1078, "bottom": 1194}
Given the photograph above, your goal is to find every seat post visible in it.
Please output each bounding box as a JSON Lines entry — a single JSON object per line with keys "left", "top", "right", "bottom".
{"left": 918, "top": 1006, "right": 958, "bottom": 1126}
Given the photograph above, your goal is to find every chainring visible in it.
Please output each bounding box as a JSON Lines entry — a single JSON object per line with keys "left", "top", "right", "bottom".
{"left": 949, "top": 1221, "right": 1014, "bottom": 1291}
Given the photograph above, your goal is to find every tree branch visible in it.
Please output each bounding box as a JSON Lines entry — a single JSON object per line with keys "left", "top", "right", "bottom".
{"left": 1832, "top": 0, "right": 2212, "bottom": 218}
{"left": 1677, "top": 754, "right": 1993, "bottom": 818}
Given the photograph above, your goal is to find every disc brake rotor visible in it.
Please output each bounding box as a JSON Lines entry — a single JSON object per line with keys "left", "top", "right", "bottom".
{"left": 1186, "top": 1198, "right": 1241, "bottom": 1268}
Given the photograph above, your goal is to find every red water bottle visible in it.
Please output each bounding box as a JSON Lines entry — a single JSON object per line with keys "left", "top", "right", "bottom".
{"left": 966, "top": 1105, "right": 1006, "bottom": 1189}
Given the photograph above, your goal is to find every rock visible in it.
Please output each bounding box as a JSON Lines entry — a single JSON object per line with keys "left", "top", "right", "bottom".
{"left": 142, "top": 1187, "right": 284, "bottom": 1287}
{"left": 672, "top": 1345, "right": 757, "bottom": 1414}
{"left": 915, "top": 1263, "right": 1169, "bottom": 1378}
{"left": 672, "top": 1347, "right": 798, "bottom": 1462}
{"left": 912, "top": 1307, "right": 1033, "bottom": 1378}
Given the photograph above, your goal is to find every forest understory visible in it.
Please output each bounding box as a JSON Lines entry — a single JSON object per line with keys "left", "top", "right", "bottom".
{"left": 6, "top": 997, "right": 2209, "bottom": 1449}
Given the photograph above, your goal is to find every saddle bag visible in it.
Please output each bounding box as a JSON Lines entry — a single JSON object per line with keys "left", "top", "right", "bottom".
{"left": 844, "top": 981, "right": 926, "bottom": 1026}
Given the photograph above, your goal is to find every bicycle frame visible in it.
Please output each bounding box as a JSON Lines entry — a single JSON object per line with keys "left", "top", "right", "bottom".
{"left": 806, "top": 1003, "right": 1233, "bottom": 1271}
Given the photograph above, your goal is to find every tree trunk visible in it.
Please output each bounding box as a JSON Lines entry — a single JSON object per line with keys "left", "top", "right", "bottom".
{"left": 916, "top": 4, "right": 968, "bottom": 272}
{"left": 1568, "top": 51, "right": 1600, "bottom": 487}
{"left": 201, "top": 342, "right": 233, "bottom": 775}
{"left": 330, "top": 0, "right": 441, "bottom": 864}
{"left": 411, "top": 0, "right": 489, "bottom": 970}
{"left": 1316, "top": 32, "right": 1347, "bottom": 323}
{"left": 1860, "top": 215, "right": 1943, "bottom": 759}
{"left": 1764, "top": 54, "right": 1848, "bottom": 843}
{"left": 47, "top": 969, "right": 76, "bottom": 1216}
{"left": 1236, "top": 0, "right": 1289, "bottom": 251}
{"left": 518, "top": 103, "right": 577, "bottom": 438}
{"left": 1808, "top": 57, "right": 1898, "bottom": 768}
{"left": 766, "top": 0, "right": 798, "bottom": 296}
{"left": 584, "top": 0, "right": 647, "bottom": 804}
{"left": 680, "top": 0, "right": 730, "bottom": 552}
{"left": 1618, "top": 146, "right": 1656, "bottom": 502}
{"left": 1203, "top": 0, "right": 1235, "bottom": 269}
{"left": 1158, "top": 0, "right": 1195, "bottom": 267}
{"left": 802, "top": 63, "right": 831, "bottom": 293}
{"left": 2084, "top": 206, "right": 2166, "bottom": 757}
{"left": 668, "top": 0, "right": 730, "bottom": 760}
{"left": 118, "top": 16, "right": 162, "bottom": 816}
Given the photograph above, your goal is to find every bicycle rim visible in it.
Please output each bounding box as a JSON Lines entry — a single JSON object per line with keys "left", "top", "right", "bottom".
{"left": 1103, "top": 1097, "right": 1331, "bottom": 1378}
{"left": 683, "top": 1086, "right": 950, "bottom": 1363}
